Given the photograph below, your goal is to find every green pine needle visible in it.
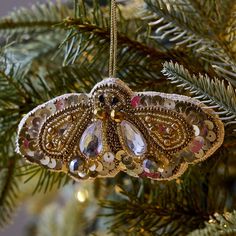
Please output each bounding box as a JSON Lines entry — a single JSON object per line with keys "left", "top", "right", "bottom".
{"left": 162, "top": 61, "right": 236, "bottom": 127}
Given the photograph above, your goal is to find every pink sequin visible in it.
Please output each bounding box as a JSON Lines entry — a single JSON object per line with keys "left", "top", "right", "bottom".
{"left": 131, "top": 96, "right": 141, "bottom": 108}
{"left": 190, "top": 137, "right": 204, "bottom": 153}
{"left": 23, "top": 139, "right": 29, "bottom": 148}
{"left": 55, "top": 100, "right": 65, "bottom": 110}
{"left": 140, "top": 171, "right": 161, "bottom": 179}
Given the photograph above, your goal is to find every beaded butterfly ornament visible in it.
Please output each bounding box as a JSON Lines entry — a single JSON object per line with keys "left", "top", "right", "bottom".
{"left": 16, "top": 77, "right": 224, "bottom": 181}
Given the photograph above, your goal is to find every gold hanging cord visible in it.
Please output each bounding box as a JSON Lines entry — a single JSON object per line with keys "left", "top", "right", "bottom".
{"left": 108, "top": 0, "right": 117, "bottom": 78}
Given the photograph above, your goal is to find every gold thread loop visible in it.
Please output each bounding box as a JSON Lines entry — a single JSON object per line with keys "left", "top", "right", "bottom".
{"left": 108, "top": 0, "right": 117, "bottom": 78}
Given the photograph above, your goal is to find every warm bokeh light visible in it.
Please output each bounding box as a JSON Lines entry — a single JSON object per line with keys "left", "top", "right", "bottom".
{"left": 76, "top": 189, "right": 89, "bottom": 202}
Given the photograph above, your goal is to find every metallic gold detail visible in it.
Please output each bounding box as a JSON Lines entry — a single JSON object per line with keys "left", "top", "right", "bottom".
{"left": 94, "top": 108, "right": 106, "bottom": 120}
{"left": 110, "top": 110, "right": 124, "bottom": 123}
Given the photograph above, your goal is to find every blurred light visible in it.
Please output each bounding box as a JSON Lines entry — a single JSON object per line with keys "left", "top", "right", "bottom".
{"left": 76, "top": 189, "right": 88, "bottom": 202}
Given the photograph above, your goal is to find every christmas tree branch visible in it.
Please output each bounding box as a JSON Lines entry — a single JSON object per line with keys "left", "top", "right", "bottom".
{"left": 64, "top": 17, "right": 170, "bottom": 60}
{"left": 0, "top": 158, "right": 20, "bottom": 227}
{"left": 162, "top": 61, "right": 236, "bottom": 127}
{"left": 145, "top": 0, "right": 236, "bottom": 85}
{"left": 101, "top": 150, "right": 231, "bottom": 235}
{"left": 188, "top": 211, "right": 236, "bottom": 236}
{"left": 0, "top": 1, "right": 218, "bottom": 80}
{"left": 62, "top": 17, "right": 217, "bottom": 79}
{"left": 0, "top": 2, "right": 72, "bottom": 36}
{"left": 21, "top": 166, "right": 70, "bottom": 194}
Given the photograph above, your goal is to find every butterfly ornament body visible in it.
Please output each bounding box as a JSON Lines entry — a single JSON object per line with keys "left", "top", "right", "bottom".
{"left": 16, "top": 78, "right": 224, "bottom": 181}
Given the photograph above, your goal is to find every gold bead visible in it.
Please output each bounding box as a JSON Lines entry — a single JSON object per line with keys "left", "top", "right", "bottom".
{"left": 171, "top": 123, "right": 178, "bottom": 130}
{"left": 65, "top": 115, "right": 73, "bottom": 122}
{"left": 57, "top": 140, "right": 64, "bottom": 149}
{"left": 94, "top": 108, "right": 106, "bottom": 120}
{"left": 110, "top": 110, "right": 124, "bottom": 123}
{"left": 47, "top": 127, "right": 55, "bottom": 134}
{"left": 145, "top": 116, "right": 151, "bottom": 122}
{"left": 46, "top": 142, "right": 53, "bottom": 149}
{"left": 163, "top": 139, "right": 171, "bottom": 147}
{"left": 166, "top": 127, "right": 173, "bottom": 134}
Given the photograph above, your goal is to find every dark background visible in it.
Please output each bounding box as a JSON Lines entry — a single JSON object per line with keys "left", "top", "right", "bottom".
{"left": 0, "top": 0, "right": 47, "bottom": 17}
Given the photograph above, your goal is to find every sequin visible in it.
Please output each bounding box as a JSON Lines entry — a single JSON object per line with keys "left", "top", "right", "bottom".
{"left": 115, "top": 150, "right": 126, "bottom": 160}
{"left": 179, "top": 149, "right": 195, "bottom": 162}
{"left": 89, "top": 163, "right": 97, "bottom": 171}
{"left": 46, "top": 103, "right": 56, "bottom": 113}
{"left": 195, "top": 149, "right": 204, "bottom": 158}
{"left": 28, "top": 127, "right": 39, "bottom": 138}
{"left": 55, "top": 100, "right": 65, "bottom": 110}
{"left": 131, "top": 96, "right": 141, "bottom": 108}
{"left": 32, "top": 117, "right": 42, "bottom": 127}
{"left": 126, "top": 163, "right": 136, "bottom": 170}
{"left": 26, "top": 150, "right": 35, "bottom": 157}
{"left": 164, "top": 99, "right": 175, "bottom": 109}
{"left": 33, "top": 151, "right": 44, "bottom": 161}
{"left": 67, "top": 95, "right": 79, "bottom": 106}
{"left": 102, "top": 160, "right": 116, "bottom": 170}
{"left": 23, "top": 139, "right": 30, "bottom": 149}
{"left": 161, "top": 167, "right": 173, "bottom": 178}
{"left": 48, "top": 158, "right": 57, "bottom": 169}
{"left": 132, "top": 165, "right": 143, "bottom": 174}
{"left": 26, "top": 117, "right": 34, "bottom": 126}
{"left": 186, "top": 111, "right": 204, "bottom": 125}
{"left": 40, "top": 156, "right": 50, "bottom": 165}
{"left": 96, "top": 161, "right": 103, "bottom": 172}
{"left": 139, "top": 95, "right": 152, "bottom": 106}
{"left": 103, "top": 152, "right": 115, "bottom": 163}
{"left": 78, "top": 94, "right": 88, "bottom": 103}
{"left": 200, "top": 124, "right": 208, "bottom": 136}
{"left": 204, "top": 120, "right": 214, "bottom": 130}
{"left": 78, "top": 170, "right": 88, "bottom": 178}
{"left": 202, "top": 139, "right": 211, "bottom": 150}
{"left": 190, "top": 136, "right": 204, "bottom": 153}
{"left": 193, "top": 125, "right": 200, "bottom": 136}
{"left": 206, "top": 131, "right": 216, "bottom": 142}
{"left": 121, "top": 155, "right": 133, "bottom": 165}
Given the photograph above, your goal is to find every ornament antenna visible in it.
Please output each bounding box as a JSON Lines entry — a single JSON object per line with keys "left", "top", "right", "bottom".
{"left": 108, "top": 0, "right": 117, "bottom": 78}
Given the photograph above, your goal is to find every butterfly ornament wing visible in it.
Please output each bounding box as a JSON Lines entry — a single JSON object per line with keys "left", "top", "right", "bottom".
{"left": 118, "top": 91, "right": 225, "bottom": 180}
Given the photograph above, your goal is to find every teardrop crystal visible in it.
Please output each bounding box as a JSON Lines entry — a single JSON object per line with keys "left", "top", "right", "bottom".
{"left": 80, "top": 120, "right": 103, "bottom": 158}
{"left": 120, "top": 120, "right": 147, "bottom": 156}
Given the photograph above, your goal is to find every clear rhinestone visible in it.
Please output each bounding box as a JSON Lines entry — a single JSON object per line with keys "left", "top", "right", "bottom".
{"left": 80, "top": 120, "right": 103, "bottom": 158}
{"left": 120, "top": 120, "right": 147, "bottom": 156}
{"left": 69, "top": 158, "right": 84, "bottom": 173}
{"left": 143, "top": 159, "right": 158, "bottom": 173}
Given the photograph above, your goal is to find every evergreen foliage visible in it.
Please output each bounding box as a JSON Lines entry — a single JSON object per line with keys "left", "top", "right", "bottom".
{"left": 0, "top": 0, "right": 235, "bottom": 235}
